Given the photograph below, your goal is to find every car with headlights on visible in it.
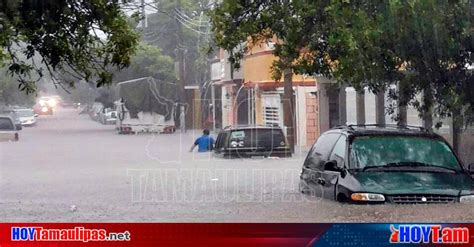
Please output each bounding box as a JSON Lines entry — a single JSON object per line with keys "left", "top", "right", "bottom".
{"left": 214, "top": 125, "right": 291, "bottom": 158}
{"left": 299, "top": 124, "right": 474, "bottom": 204}
{"left": 34, "top": 96, "right": 57, "bottom": 115}
{"left": 0, "top": 116, "right": 19, "bottom": 141}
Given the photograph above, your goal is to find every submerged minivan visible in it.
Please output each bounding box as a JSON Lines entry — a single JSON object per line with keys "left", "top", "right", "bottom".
{"left": 214, "top": 125, "right": 291, "bottom": 158}
{"left": 299, "top": 125, "right": 474, "bottom": 204}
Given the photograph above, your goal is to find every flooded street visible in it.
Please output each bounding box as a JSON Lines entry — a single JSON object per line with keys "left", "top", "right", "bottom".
{"left": 0, "top": 107, "right": 472, "bottom": 222}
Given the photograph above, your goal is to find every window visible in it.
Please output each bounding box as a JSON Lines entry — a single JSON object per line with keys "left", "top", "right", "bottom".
{"left": 349, "top": 136, "right": 461, "bottom": 171}
{"left": 216, "top": 132, "right": 228, "bottom": 149}
{"left": 0, "top": 118, "right": 14, "bottom": 130}
{"left": 329, "top": 135, "right": 346, "bottom": 165}
{"left": 229, "top": 128, "right": 285, "bottom": 148}
{"left": 305, "top": 133, "right": 341, "bottom": 170}
{"left": 15, "top": 110, "right": 34, "bottom": 117}
{"left": 313, "top": 133, "right": 341, "bottom": 160}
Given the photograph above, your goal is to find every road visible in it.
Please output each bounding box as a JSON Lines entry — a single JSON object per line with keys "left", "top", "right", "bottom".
{"left": 0, "top": 107, "right": 472, "bottom": 222}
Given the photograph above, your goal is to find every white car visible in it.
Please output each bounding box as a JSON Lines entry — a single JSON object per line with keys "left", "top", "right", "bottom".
{"left": 14, "top": 108, "right": 37, "bottom": 126}
{"left": 0, "top": 116, "right": 19, "bottom": 141}
{"left": 99, "top": 108, "right": 117, "bottom": 125}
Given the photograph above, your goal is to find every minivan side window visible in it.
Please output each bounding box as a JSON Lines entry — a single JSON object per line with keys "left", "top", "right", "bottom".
{"left": 329, "top": 135, "right": 346, "bottom": 166}
{"left": 305, "top": 133, "right": 341, "bottom": 170}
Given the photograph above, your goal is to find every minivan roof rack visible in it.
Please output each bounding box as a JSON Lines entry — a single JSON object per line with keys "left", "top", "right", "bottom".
{"left": 346, "top": 124, "right": 429, "bottom": 132}
{"left": 223, "top": 124, "right": 280, "bottom": 130}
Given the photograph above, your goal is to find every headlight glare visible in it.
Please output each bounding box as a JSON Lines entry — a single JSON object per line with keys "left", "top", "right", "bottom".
{"left": 351, "top": 193, "right": 385, "bottom": 202}
{"left": 47, "top": 99, "right": 56, "bottom": 107}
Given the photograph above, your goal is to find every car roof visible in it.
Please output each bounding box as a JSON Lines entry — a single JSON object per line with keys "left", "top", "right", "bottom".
{"left": 0, "top": 115, "right": 14, "bottom": 120}
{"left": 223, "top": 125, "right": 283, "bottom": 131}
{"left": 329, "top": 124, "right": 442, "bottom": 139}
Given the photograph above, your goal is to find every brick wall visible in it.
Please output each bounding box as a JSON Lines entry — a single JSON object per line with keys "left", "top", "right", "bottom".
{"left": 305, "top": 93, "right": 319, "bottom": 146}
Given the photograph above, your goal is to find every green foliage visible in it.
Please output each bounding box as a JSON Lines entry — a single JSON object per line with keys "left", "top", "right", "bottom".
{"left": 114, "top": 43, "right": 176, "bottom": 82}
{"left": 0, "top": 69, "right": 35, "bottom": 106}
{"left": 327, "top": 0, "right": 473, "bottom": 120}
{"left": 0, "top": 0, "right": 139, "bottom": 92}
{"left": 209, "top": 0, "right": 333, "bottom": 78}
{"left": 209, "top": 0, "right": 473, "bottom": 121}
{"left": 143, "top": 0, "right": 212, "bottom": 85}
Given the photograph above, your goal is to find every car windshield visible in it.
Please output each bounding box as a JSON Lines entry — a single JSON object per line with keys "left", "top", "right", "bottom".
{"left": 229, "top": 129, "right": 285, "bottom": 147}
{"left": 0, "top": 117, "right": 14, "bottom": 130}
{"left": 15, "top": 109, "right": 34, "bottom": 117}
{"left": 350, "top": 136, "right": 461, "bottom": 172}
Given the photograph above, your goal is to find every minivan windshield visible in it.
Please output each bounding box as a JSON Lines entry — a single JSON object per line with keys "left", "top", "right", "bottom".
{"left": 350, "top": 136, "right": 461, "bottom": 172}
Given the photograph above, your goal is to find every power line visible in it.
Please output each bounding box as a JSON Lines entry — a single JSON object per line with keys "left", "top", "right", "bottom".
{"left": 174, "top": 8, "right": 210, "bottom": 24}
{"left": 175, "top": 17, "right": 209, "bottom": 35}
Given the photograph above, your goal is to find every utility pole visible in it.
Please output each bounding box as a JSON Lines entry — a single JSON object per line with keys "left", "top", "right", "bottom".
{"left": 175, "top": 0, "right": 187, "bottom": 129}
{"left": 283, "top": 67, "right": 295, "bottom": 153}
{"left": 140, "top": 0, "right": 146, "bottom": 29}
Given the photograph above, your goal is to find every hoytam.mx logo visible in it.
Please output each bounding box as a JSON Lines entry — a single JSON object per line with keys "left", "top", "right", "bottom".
{"left": 390, "top": 224, "right": 469, "bottom": 244}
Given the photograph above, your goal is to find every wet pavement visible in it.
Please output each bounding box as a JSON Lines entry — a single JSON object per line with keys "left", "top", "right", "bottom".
{"left": 0, "top": 107, "right": 472, "bottom": 222}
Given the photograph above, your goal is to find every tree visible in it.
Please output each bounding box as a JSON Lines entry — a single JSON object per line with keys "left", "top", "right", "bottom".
{"left": 324, "top": 0, "right": 473, "bottom": 152}
{"left": 210, "top": 0, "right": 473, "bottom": 128}
{"left": 113, "top": 43, "right": 176, "bottom": 83}
{"left": 326, "top": 1, "right": 472, "bottom": 125}
{"left": 209, "top": 0, "right": 331, "bottom": 151}
{"left": 0, "top": 0, "right": 139, "bottom": 92}
{"left": 0, "top": 69, "right": 35, "bottom": 106}
{"left": 121, "top": 0, "right": 213, "bottom": 127}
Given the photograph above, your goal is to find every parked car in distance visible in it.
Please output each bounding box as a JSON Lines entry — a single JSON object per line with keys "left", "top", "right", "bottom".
{"left": 299, "top": 124, "right": 474, "bottom": 204}
{"left": 98, "top": 108, "right": 117, "bottom": 125}
{"left": 0, "top": 116, "right": 19, "bottom": 141}
{"left": 14, "top": 108, "right": 37, "bottom": 126}
{"left": 214, "top": 125, "right": 291, "bottom": 158}
{"left": 89, "top": 102, "right": 104, "bottom": 121}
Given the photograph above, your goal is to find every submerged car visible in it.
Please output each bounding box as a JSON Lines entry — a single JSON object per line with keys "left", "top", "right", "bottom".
{"left": 14, "top": 108, "right": 37, "bottom": 126}
{"left": 0, "top": 116, "right": 19, "bottom": 141}
{"left": 299, "top": 124, "right": 474, "bottom": 204}
{"left": 0, "top": 108, "right": 22, "bottom": 130}
{"left": 214, "top": 125, "right": 291, "bottom": 158}
{"left": 98, "top": 108, "right": 117, "bottom": 125}
{"left": 89, "top": 102, "right": 104, "bottom": 121}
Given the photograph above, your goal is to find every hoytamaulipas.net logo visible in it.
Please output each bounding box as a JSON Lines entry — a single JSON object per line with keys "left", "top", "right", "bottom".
{"left": 390, "top": 224, "right": 469, "bottom": 244}
{"left": 11, "top": 226, "right": 131, "bottom": 242}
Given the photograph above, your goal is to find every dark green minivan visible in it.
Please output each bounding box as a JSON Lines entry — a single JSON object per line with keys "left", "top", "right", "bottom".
{"left": 299, "top": 125, "right": 474, "bottom": 204}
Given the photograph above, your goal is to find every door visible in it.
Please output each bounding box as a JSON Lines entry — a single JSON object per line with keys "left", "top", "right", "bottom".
{"left": 300, "top": 133, "right": 341, "bottom": 198}
{"left": 318, "top": 135, "right": 346, "bottom": 200}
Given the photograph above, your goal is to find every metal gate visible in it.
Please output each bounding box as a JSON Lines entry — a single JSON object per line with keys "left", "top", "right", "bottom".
{"left": 261, "top": 93, "right": 283, "bottom": 127}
